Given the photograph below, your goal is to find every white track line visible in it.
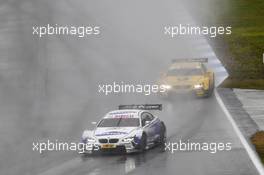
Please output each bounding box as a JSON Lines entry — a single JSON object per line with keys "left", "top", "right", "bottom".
{"left": 215, "top": 90, "right": 264, "bottom": 175}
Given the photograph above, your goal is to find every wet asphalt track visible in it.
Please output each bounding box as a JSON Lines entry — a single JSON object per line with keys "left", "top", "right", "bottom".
{"left": 0, "top": 0, "right": 259, "bottom": 174}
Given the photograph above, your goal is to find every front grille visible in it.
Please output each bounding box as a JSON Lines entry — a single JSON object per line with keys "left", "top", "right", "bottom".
{"left": 109, "top": 139, "right": 119, "bottom": 143}
{"left": 98, "top": 138, "right": 119, "bottom": 143}
{"left": 99, "top": 146, "right": 126, "bottom": 153}
{"left": 98, "top": 139, "right": 108, "bottom": 143}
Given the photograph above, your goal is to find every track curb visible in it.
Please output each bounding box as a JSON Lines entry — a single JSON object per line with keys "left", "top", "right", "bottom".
{"left": 215, "top": 88, "right": 264, "bottom": 175}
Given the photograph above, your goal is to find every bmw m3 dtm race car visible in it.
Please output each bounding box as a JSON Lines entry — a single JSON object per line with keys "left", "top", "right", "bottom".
{"left": 158, "top": 58, "right": 214, "bottom": 98}
{"left": 80, "top": 104, "right": 166, "bottom": 155}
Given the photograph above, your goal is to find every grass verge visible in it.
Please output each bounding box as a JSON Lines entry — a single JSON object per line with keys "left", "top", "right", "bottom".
{"left": 251, "top": 131, "right": 264, "bottom": 163}
{"left": 221, "top": 0, "right": 264, "bottom": 87}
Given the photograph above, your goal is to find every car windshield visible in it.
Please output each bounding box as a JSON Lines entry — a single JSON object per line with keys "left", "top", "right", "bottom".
{"left": 97, "top": 118, "right": 140, "bottom": 127}
{"left": 167, "top": 68, "right": 203, "bottom": 76}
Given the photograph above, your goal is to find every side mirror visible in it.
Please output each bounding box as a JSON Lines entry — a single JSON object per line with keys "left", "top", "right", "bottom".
{"left": 91, "top": 122, "right": 97, "bottom": 125}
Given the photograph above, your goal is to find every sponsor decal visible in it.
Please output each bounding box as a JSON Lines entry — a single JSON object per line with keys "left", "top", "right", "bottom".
{"left": 95, "top": 131, "right": 128, "bottom": 136}
{"left": 110, "top": 114, "right": 135, "bottom": 118}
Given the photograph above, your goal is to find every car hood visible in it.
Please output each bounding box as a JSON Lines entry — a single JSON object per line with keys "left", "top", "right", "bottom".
{"left": 93, "top": 127, "right": 138, "bottom": 138}
{"left": 164, "top": 75, "right": 205, "bottom": 85}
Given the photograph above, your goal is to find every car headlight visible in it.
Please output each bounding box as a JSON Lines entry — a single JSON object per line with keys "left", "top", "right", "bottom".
{"left": 86, "top": 137, "right": 96, "bottom": 143}
{"left": 162, "top": 85, "right": 172, "bottom": 90}
{"left": 194, "top": 84, "right": 203, "bottom": 89}
{"left": 122, "top": 136, "right": 134, "bottom": 142}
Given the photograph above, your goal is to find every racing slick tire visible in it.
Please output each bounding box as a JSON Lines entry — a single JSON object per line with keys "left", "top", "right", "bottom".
{"left": 155, "top": 122, "right": 166, "bottom": 145}
{"left": 206, "top": 79, "right": 215, "bottom": 98}
{"left": 200, "top": 80, "right": 214, "bottom": 98}
{"left": 206, "top": 75, "right": 215, "bottom": 97}
{"left": 139, "top": 133, "right": 147, "bottom": 152}
{"left": 158, "top": 122, "right": 167, "bottom": 152}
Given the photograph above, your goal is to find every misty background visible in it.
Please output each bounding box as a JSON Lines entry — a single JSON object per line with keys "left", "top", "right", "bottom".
{"left": 1, "top": 1, "right": 249, "bottom": 175}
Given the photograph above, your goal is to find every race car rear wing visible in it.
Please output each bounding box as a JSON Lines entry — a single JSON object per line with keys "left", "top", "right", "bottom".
{"left": 172, "top": 58, "right": 208, "bottom": 63}
{"left": 118, "top": 104, "right": 162, "bottom": 111}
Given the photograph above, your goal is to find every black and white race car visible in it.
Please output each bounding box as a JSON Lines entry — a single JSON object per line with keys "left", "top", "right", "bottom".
{"left": 81, "top": 104, "right": 166, "bottom": 154}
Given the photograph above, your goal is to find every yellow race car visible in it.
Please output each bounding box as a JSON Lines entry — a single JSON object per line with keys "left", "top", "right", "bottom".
{"left": 158, "top": 58, "right": 214, "bottom": 98}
